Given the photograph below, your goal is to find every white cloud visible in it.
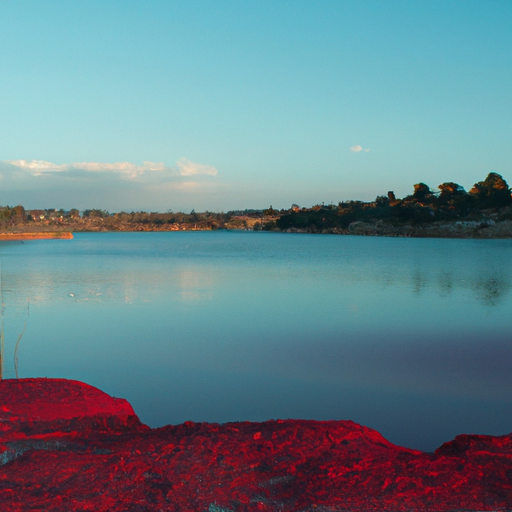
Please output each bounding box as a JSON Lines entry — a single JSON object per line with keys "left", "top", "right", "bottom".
{"left": 0, "top": 157, "right": 221, "bottom": 211}
{"left": 4, "top": 158, "right": 218, "bottom": 180}
{"left": 175, "top": 158, "right": 218, "bottom": 177}
{"left": 6, "top": 159, "right": 167, "bottom": 178}
{"left": 7, "top": 160, "right": 67, "bottom": 174}
{"left": 0, "top": 157, "right": 219, "bottom": 207}
{"left": 73, "top": 161, "right": 166, "bottom": 175}
{"left": 350, "top": 145, "right": 370, "bottom": 153}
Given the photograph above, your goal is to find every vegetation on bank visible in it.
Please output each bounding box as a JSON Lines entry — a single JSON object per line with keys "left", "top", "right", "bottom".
{"left": 0, "top": 172, "right": 511, "bottom": 236}
{"left": 274, "top": 172, "right": 512, "bottom": 234}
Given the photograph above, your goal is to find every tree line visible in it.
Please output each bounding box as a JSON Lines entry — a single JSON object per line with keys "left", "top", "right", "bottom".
{"left": 0, "top": 172, "right": 510, "bottom": 232}
{"left": 275, "top": 172, "right": 512, "bottom": 232}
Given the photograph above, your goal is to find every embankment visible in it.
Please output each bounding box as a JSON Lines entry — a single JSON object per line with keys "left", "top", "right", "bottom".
{"left": 0, "top": 232, "right": 73, "bottom": 240}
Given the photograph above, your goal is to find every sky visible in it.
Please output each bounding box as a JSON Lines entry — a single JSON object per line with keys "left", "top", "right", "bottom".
{"left": 1, "top": 0, "right": 511, "bottom": 212}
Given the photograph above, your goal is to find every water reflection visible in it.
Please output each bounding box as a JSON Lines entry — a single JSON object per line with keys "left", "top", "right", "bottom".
{"left": 1, "top": 235, "right": 511, "bottom": 308}
{"left": 407, "top": 267, "right": 512, "bottom": 305}
{"left": 472, "top": 275, "right": 510, "bottom": 306}
{"left": 1, "top": 265, "right": 218, "bottom": 306}
{"left": 178, "top": 270, "right": 215, "bottom": 302}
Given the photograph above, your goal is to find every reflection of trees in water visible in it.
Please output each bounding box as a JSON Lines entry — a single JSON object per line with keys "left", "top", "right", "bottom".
{"left": 404, "top": 268, "right": 510, "bottom": 307}
{"left": 472, "top": 276, "right": 511, "bottom": 306}
{"left": 437, "top": 271, "right": 454, "bottom": 297}
{"left": 435, "top": 272, "right": 510, "bottom": 306}
{"left": 341, "top": 259, "right": 511, "bottom": 307}
{"left": 412, "top": 270, "right": 427, "bottom": 295}
{"left": 355, "top": 238, "right": 512, "bottom": 307}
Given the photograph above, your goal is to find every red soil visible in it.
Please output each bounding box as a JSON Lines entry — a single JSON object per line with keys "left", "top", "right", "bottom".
{"left": 0, "top": 378, "right": 510, "bottom": 511}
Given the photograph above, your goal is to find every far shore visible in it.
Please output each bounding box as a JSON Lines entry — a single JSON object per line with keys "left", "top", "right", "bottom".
{"left": 3, "top": 222, "right": 512, "bottom": 239}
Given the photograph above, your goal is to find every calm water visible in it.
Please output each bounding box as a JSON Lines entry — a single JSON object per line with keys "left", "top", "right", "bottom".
{"left": 0, "top": 231, "right": 510, "bottom": 451}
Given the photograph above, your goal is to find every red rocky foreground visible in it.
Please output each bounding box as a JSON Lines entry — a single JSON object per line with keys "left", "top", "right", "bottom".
{"left": 0, "top": 379, "right": 510, "bottom": 512}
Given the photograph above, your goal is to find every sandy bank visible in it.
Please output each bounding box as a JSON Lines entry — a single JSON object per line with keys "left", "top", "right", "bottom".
{"left": 0, "top": 231, "right": 73, "bottom": 240}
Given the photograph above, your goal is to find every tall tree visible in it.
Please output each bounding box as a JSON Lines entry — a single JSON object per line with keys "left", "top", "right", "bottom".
{"left": 412, "top": 183, "right": 432, "bottom": 201}
{"left": 469, "top": 172, "right": 511, "bottom": 209}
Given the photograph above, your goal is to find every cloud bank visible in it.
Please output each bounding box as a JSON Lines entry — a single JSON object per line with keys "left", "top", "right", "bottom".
{"left": 4, "top": 158, "right": 218, "bottom": 179}
{"left": 0, "top": 158, "right": 219, "bottom": 211}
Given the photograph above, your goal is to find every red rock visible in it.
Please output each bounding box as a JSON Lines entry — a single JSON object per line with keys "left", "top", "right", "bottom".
{"left": 0, "top": 378, "right": 146, "bottom": 440}
{"left": 0, "top": 378, "right": 510, "bottom": 511}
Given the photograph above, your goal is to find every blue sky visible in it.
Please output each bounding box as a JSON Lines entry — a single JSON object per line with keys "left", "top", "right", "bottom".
{"left": 1, "top": 0, "right": 511, "bottom": 212}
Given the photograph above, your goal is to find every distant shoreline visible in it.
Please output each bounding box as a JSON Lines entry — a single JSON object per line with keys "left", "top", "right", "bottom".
{"left": 273, "top": 219, "right": 512, "bottom": 238}
{"left": 3, "top": 223, "right": 512, "bottom": 240}
{"left": 1, "top": 171, "right": 511, "bottom": 239}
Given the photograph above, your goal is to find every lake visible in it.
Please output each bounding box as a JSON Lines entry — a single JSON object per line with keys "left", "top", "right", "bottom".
{"left": 0, "top": 231, "right": 510, "bottom": 452}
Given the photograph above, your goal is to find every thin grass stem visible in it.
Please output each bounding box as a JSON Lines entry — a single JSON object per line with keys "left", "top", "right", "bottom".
{"left": 14, "top": 301, "right": 29, "bottom": 379}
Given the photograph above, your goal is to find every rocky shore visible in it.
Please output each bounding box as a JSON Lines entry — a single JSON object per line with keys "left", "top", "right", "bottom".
{"left": 6, "top": 219, "right": 512, "bottom": 239}
{"left": 0, "top": 378, "right": 510, "bottom": 511}
{"left": 334, "top": 219, "right": 512, "bottom": 238}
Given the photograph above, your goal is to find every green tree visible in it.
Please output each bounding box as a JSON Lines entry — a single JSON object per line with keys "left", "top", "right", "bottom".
{"left": 375, "top": 195, "right": 390, "bottom": 207}
{"left": 438, "top": 182, "right": 466, "bottom": 198}
{"left": 412, "top": 183, "right": 432, "bottom": 202}
{"left": 83, "top": 209, "right": 110, "bottom": 218}
{"left": 469, "top": 172, "right": 511, "bottom": 209}
{"left": 66, "top": 209, "right": 80, "bottom": 219}
{"left": 263, "top": 206, "right": 278, "bottom": 216}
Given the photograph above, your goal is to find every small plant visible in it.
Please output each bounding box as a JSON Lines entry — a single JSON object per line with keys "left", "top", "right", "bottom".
{"left": 0, "top": 258, "right": 3, "bottom": 381}
{"left": 0, "top": 322, "right": 3, "bottom": 381}
{"left": 0, "top": 258, "right": 30, "bottom": 380}
{"left": 14, "top": 301, "right": 29, "bottom": 379}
